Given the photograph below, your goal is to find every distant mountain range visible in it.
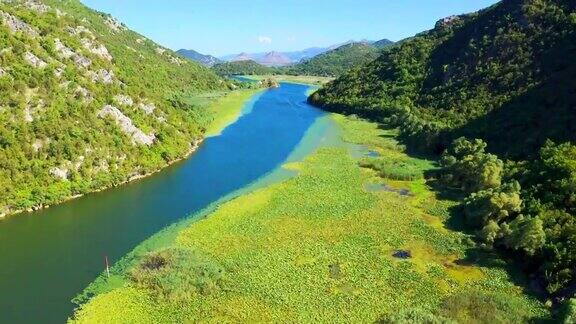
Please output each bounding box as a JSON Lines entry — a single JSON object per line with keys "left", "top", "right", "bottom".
{"left": 176, "top": 49, "right": 222, "bottom": 67}
{"left": 215, "top": 39, "right": 394, "bottom": 66}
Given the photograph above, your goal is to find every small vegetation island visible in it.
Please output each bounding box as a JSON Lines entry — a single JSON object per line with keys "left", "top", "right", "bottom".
{"left": 1, "top": 0, "right": 576, "bottom": 323}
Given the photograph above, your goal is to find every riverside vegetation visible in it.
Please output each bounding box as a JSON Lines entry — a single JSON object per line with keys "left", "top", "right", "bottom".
{"left": 71, "top": 114, "right": 550, "bottom": 323}
{"left": 310, "top": 0, "right": 576, "bottom": 314}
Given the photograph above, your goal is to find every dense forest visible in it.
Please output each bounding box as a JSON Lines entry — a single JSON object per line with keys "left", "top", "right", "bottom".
{"left": 211, "top": 60, "right": 276, "bottom": 76}
{"left": 286, "top": 42, "right": 383, "bottom": 77}
{"left": 310, "top": 0, "right": 576, "bottom": 308}
{"left": 0, "top": 0, "right": 230, "bottom": 217}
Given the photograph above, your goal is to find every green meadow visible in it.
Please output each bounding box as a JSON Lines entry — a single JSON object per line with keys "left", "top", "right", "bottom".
{"left": 71, "top": 114, "right": 548, "bottom": 323}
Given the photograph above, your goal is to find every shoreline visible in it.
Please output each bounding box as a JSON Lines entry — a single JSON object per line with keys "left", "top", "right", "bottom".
{"left": 0, "top": 138, "right": 204, "bottom": 220}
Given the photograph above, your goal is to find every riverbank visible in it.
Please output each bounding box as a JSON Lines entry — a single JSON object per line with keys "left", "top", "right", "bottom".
{"left": 70, "top": 114, "right": 549, "bottom": 322}
{"left": 243, "top": 74, "right": 334, "bottom": 86}
{"left": 0, "top": 89, "right": 260, "bottom": 220}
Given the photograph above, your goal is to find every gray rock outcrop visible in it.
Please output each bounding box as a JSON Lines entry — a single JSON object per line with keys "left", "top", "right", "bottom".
{"left": 97, "top": 105, "right": 155, "bottom": 145}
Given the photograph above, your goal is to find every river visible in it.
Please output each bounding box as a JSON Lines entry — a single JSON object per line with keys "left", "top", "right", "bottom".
{"left": 0, "top": 83, "right": 340, "bottom": 323}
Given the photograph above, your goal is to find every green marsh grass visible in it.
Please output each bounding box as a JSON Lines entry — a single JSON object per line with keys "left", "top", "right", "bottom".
{"left": 71, "top": 115, "right": 548, "bottom": 323}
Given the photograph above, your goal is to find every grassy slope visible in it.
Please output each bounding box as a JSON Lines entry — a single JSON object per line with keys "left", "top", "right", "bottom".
{"left": 71, "top": 115, "right": 547, "bottom": 323}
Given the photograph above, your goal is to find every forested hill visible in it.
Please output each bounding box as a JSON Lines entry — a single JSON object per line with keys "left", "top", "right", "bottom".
{"left": 311, "top": 0, "right": 576, "bottom": 302}
{"left": 212, "top": 60, "right": 275, "bottom": 76}
{"left": 0, "top": 0, "right": 227, "bottom": 217}
{"left": 287, "top": 42, "right": 382, "bottom": 77}
{"left": 310, "top": 0, "right": 576, "bottom": 158}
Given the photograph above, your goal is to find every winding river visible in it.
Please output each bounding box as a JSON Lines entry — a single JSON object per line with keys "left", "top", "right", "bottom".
{"left": 0, "top": 83, "right": 341, "bottom": 323}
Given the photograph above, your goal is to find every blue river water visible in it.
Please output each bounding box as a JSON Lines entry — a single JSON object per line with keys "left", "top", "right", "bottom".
{"left": 0, "top": 83, "right": 339, "bottom": 323}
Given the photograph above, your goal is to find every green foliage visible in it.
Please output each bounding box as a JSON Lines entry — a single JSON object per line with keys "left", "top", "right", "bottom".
{"left": 440, "top": 138, "right": 503, "bottom": 194}
{"left": 463, "top": 181, "right": 522, "bottom": 229}
{"left": 211, "top": 60, "right": 276, "bottom": 76}
{"left": 378, "top": 308, "right": 454, "bottom": 324}
{"left": 359, "top": 155, "right": 429, "bottom": 181}
{"left": 560, "top": 298, "right": 576, "bottom": 324}
{"left": 129, "top": 248, "right": 227, "bottom": 303}
{"left": 287, "top": 42, "right": 381, "bottom": 77}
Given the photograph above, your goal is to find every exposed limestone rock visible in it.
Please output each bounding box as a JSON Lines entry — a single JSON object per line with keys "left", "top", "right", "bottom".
{"left": 104, "top": 16, "right": 126, "bottom": 32}
{"left": 55, "top": 39, "right": 92, "bottom": 68}
{"left": 24, "top": 0, "right": 50, "bottom": 13}
{"left": 138, "top": 102, "right": 155, "bottom": 115}
{"left": 24, "top": 51, "right": 47, "bottom": 68}
{"left": 49, "top": 166, "right": 69, "bottom": 181}
{"left": 0, "top": 67, "right": 7, "bottom": 77}
{"left": 73, "top": 54, "right": 92, "bottom": 68}
{"left": 54, "top": 38, "right": 75, "bottom": 59}
{"left": 74, "top": 86, "right": 92, "bottom": 102}
{"left": 55, "top": 8, "right": 65, "bottom": 18}
{"left": 169, "top": 56, "right": 185, "bottom": 65}
{"left": 32, "top": 139, "right": 42, "bottom": 152}
{"left": 54, "top": 67, "right": 64, "bottom": 77}
{"left": 156, "top": 116, "right": 166, "bottom": 123}
{"left": 436, "top": 15, "right": 462, "bottom": 28}
{"left": 155, "top": 47, "right": 166, "bottom": 55}
{"left": 0, "top": 11, "right": 39, "bottom": 37}
{"left": 24, "top": 106, "right": 33, "bottom": 122}
{"left": 87, "top": 69, "right": 114, "bottom": 84}
{"left": 97, "top": 105, "right": 155, "bottom": 145}
{"left": 67, "top": 25, "right": 94, "bottom": 39}
{"left": 114, "top": 94, "right": 133, "bottom": 106}
{"left": 81, "top": 38, "right": 112, "bottom": 61}
{"left": 136, "top": 37, "right": 146, "bottom": 44}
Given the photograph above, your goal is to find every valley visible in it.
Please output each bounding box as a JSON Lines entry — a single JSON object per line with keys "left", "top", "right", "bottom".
{"left": 1, "top": 0, "right": 575, "bottom": 323}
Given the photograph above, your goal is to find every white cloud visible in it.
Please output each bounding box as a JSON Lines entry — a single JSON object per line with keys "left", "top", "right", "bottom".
{"left": 287, "top": 36, "right": 296, "bottom": 42}
{"left": 257, "top": 36, "right": 272, "bottom": 44}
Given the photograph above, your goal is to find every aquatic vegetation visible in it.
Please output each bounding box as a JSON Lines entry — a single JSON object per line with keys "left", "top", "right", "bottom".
{"left": 71, "top": 115, "right": 547, "bottom": 322}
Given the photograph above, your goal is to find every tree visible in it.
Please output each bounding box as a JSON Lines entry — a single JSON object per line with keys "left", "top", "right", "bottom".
{"left": 441, "top": 137, "right": 503, "bottom": 194}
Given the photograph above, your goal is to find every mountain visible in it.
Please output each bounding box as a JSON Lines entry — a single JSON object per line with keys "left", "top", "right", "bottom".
{"left": 220, "top": 40, "right": 384, "bottom": 65}
{"left": 310, "top": 0, "right": 576, "bottom": 296}
{"left": 311, "top": 0, "right": 576, "bottom": 158}
{"left": 212, "top": 60, "right": 275, "bottom": 76}
{"left": 0, "top": 0, "right": 227, "bottom": 217}
{"left": 231, "top": 52, "right": 254, "bottom": 62}
{"left": 288, "top": 42, "right": 382, "bottom": 77}
{"left": 372, "top": 38, "right": 394, "bottom": 48}
{"left": 259, "top": 51, "right": 292, "bottom": 66}
{"left": 176, "top": 49, "right": 221, "bottom": 67}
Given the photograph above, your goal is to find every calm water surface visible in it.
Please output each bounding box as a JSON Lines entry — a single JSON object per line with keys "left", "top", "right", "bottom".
{"left": 0, "top": 83, "right": 339, "bottom": 323}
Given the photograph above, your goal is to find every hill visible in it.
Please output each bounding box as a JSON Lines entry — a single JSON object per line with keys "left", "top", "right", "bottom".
{"left": 310, "top": 0, "right": 576, "bottom": 299}
{"left": 212, "top": 60, "right": 275, "bottom": 76}
{"left": 288, "top": 42, "right": 382, "bottom": 77}
{"left": 372, "top": 38, "right": 394, "bottom": 48}
{"left": 259, "top": 51, "right": 292, "bottom": 66}
{"left": 176, "top": 49, "right": 221, "bottom": 67}
{"left": 0, "top": 0, "right": 228, "bottom": 217}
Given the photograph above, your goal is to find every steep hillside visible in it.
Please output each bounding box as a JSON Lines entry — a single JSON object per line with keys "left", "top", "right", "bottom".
{"left": 212, "top": 60, "right": 275, "bottom": 76}
{"left": 310, "top": 0, "right": 576, "bottom": 299}
{"left": 0, "top": 0, "right": 227, "bottom": 217}
{"left": 176, "top": 49, "right": 221, "bottom": 67}
{"left": 311, "top": 0, "right": 576, "bottom": 158}
{"left": 288, "top": 42, "right": 382, "bottom": 77}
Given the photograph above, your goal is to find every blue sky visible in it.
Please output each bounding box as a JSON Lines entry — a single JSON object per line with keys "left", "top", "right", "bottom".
{"left": 81, "top": 0, "right": 499, "bottom": 56}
